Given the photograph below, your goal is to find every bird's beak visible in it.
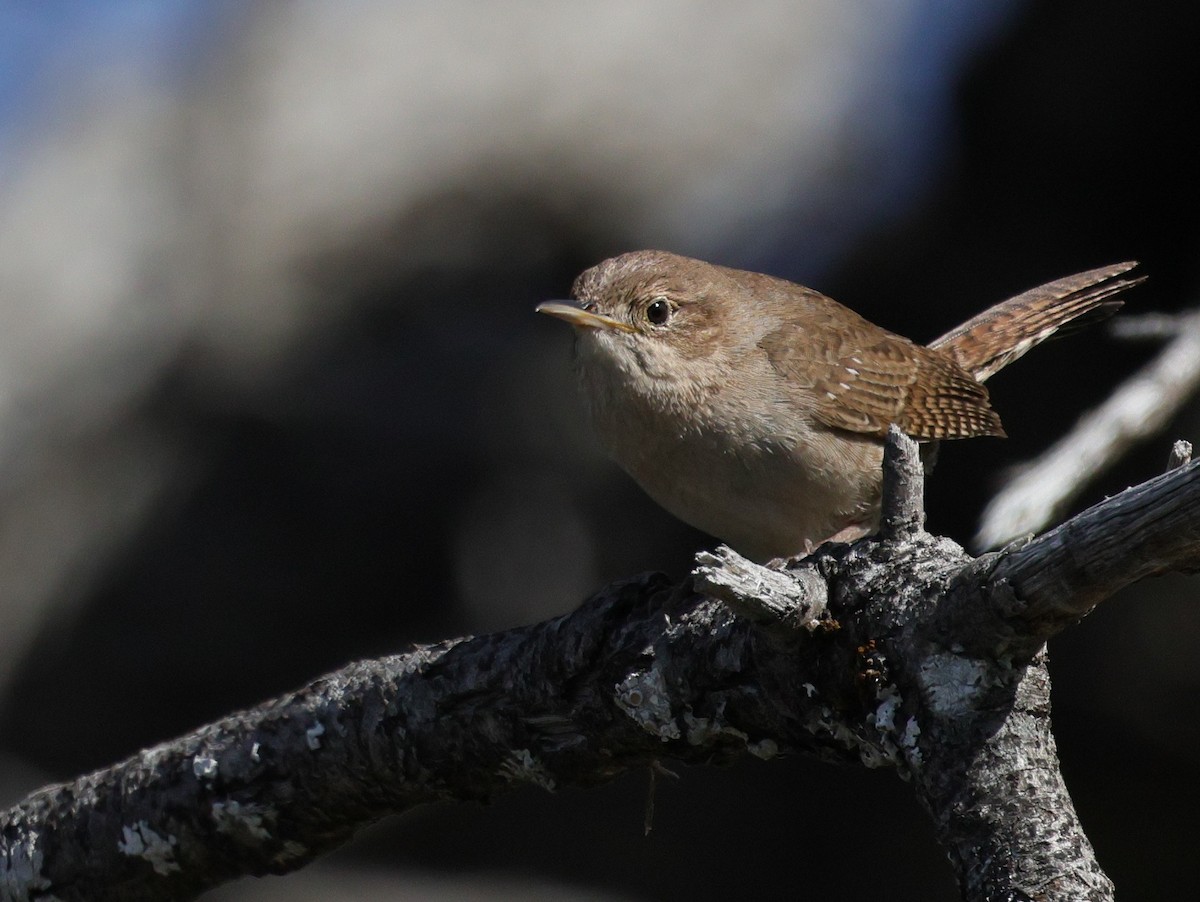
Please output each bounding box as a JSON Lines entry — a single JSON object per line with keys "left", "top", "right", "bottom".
{"left": 536, "top": 301, "right": 636, "bottom": 333}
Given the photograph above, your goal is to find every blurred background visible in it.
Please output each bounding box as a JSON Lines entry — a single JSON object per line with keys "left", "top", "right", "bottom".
{"left": 1, "top": 2, "right": 1197, "bottom": 899}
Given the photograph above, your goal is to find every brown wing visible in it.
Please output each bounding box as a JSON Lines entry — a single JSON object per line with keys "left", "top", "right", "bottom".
{"left": 759, "top": 302, "right": 1004, "bottom": 441}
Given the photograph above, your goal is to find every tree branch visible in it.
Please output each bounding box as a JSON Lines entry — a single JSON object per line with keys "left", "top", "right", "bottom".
{"left": 993, "top": 456, "right": 1200, "bottom": 643}
{"left": 974, "top": 308, "right": 1200, "bottom": 549}
{"left": 880, "top": 424, "right": 926, "bottom": 536}
{"left": 5, "top": 434, "right": 1197, "bottom": 901}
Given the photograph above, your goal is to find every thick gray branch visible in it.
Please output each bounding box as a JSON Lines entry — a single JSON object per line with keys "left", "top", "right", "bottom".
{"left": 2, "top": 573, "right": 789, "bottom": 901}
{"left": 5, "top": 435, "right": 1196, "bottom": 901}
{"left": 988, "top": 457, "right": 1200, "bottom": 651}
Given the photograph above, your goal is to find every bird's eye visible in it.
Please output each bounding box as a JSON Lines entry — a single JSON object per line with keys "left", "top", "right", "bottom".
{"left": 646, "top": 298, "right": 671, "bottom": 325}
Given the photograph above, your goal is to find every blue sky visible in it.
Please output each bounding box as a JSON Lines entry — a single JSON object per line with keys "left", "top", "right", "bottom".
{"left": 0, "top": 1, "right": 227, "bottom": 165}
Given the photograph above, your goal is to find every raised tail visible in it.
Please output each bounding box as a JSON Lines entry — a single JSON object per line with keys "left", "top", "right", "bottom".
{"left": 928, "top": 262, "right": 1144, "bottom": 383}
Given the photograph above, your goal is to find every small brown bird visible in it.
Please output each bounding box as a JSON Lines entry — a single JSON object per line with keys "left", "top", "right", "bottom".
{"left": 537, "top": 251, "right": 1141, "bottom": 561}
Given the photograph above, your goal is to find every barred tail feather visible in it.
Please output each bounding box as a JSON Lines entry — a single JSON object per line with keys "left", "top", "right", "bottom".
{"left": 929, "top": 262, "right": 1144, "bottom": 383}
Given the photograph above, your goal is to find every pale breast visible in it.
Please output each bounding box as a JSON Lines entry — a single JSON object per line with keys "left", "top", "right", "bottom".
{"left": 574, "top": 326, "right": 888, "bottom": 561}
{"left": 591, "top": 386, "right": 885, "bottom": 560}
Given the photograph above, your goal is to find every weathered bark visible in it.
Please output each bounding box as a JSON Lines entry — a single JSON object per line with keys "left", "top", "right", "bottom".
{"left": 4, "top": 430, "right": 1198, "bottom": 901}
{"left": 975, "top": 307, "right": 1200, "bottom": 549}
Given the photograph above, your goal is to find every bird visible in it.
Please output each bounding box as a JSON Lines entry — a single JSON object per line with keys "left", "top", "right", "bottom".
{"left": 537, "top": 251, "right": 1142, "bottom": 561}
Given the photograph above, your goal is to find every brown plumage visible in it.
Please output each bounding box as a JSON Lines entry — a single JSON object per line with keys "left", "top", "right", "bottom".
{"left": 758, "top": 303, "right": 1004, "bottom": 441}
{"left": 929, "top": 262, "right": 1141, "bottom": 381}
{"left": 538, "top": 251, "right": 1142, "bottom": 560}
